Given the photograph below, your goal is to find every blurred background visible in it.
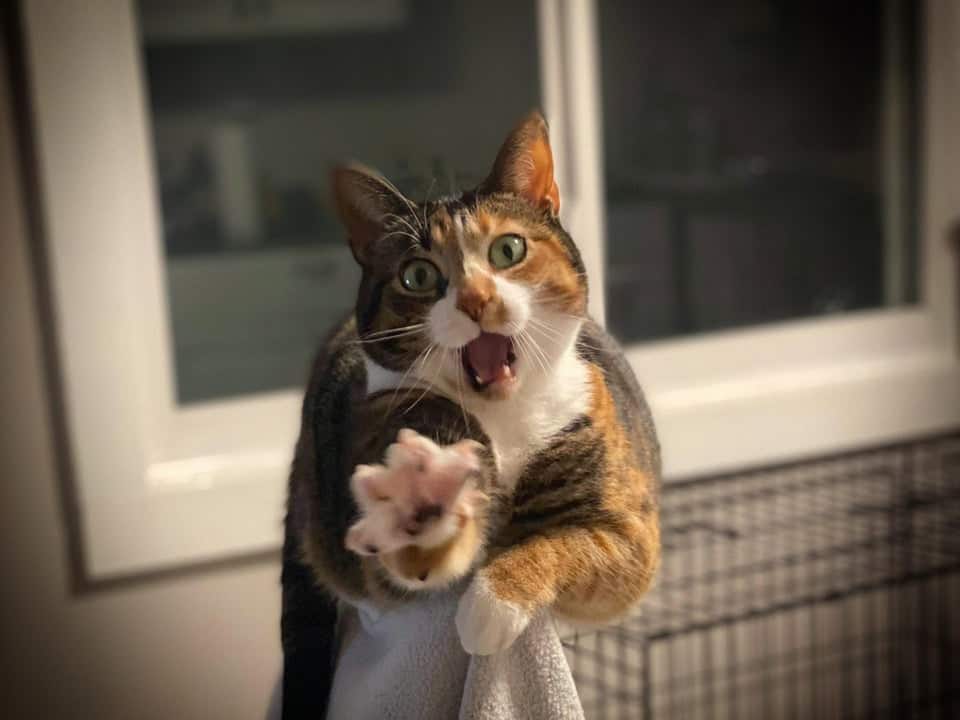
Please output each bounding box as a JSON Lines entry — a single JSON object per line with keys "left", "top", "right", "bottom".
{"left": 1, "top": 1, "right": 957, "bottom": 718}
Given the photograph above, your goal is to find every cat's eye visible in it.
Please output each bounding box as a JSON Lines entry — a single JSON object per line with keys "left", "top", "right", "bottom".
{"left": 400, "top": 259, "right": 441, "bottom": 294}
{"left": 489, "top": 234, "right": 527, "bottom": 269}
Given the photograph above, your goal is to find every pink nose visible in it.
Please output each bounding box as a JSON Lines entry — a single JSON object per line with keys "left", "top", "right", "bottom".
{"left": 456, "top": 283, "right": 492, "bottom": 322}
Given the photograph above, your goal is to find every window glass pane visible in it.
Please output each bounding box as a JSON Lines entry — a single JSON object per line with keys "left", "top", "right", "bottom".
{"left": 599, "top": 0, "right": 920, "bottom": 343}
{"left": 136, "top": 0, "right": 541, "bottom": 403}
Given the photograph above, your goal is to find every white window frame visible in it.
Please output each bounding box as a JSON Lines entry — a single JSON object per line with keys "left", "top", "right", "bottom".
{"left": 22, "top": 0, "right": 958, "bottom": 579}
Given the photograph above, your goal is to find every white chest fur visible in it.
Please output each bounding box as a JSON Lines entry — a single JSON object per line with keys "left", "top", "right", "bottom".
{"left": 363, "top": 350, "right": 591, "bottom": 490}
{"left": 463, "top": 350, "right": 590, "bottom": 488}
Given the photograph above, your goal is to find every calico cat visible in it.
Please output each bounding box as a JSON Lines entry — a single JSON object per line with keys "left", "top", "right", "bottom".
{"left": 281, "top": 111, "right": 660, "bottom": 716}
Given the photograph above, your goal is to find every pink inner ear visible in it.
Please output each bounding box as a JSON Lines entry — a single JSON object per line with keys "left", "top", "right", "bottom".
{"left": 485, "top": 111, "right": 561, "bottom": 216}
{"left": 523, "top": 136, "right": 560, "bottom": 215}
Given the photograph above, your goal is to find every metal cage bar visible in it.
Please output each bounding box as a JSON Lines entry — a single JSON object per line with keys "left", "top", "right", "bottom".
{"left": 564, "top": 432, "right": 960, "bottom": 719}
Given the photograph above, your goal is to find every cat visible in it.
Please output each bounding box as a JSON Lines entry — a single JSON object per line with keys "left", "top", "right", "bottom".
{"left": 281, "top": 111, "right": 660, "bottom": 716}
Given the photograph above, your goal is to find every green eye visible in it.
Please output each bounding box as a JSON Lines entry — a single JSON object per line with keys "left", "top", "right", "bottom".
{"left": 489, "top": 234, "right": 527, "bottom": 269}
{"left": 400, "top": 259, "right": 441, "bottom": 294}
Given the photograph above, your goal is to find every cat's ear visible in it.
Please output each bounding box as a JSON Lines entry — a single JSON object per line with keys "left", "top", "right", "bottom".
{"left": 482, "top": 110, "right": 560, "bottom": 215}
{"left": 331, "top": 164, "right": 412, "bottom": 265}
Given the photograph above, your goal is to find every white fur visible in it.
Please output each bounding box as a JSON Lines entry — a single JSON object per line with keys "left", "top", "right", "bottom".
{"left": 464, "top": 326, "right": 588, "bottom": 489}
{"left": 491, "top": 275, "right": 531, "bottom": 335}
{"left": 428, "top": 291, "right": 481, "bottom": 349}
{"left": 364, "top": 357, "right": 407, "bottom": 395}
{"left": 455, "top": 572, "right": 531, "bottom": 655}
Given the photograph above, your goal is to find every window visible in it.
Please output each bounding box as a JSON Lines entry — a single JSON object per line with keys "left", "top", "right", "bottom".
{"left": 599, "top": 0, "right": 921, "bottom": 343}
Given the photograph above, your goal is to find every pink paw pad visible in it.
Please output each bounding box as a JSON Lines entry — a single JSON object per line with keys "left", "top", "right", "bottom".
{"left": 345, "top": 429, "right": 487, "bottom": 556}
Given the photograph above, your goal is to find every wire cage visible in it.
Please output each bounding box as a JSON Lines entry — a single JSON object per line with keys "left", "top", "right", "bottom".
{"left": 564, "top": 433, "right": 960, "bottom": 719}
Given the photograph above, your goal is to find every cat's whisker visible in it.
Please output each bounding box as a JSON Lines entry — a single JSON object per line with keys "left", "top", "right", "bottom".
{"left": 353, "top": 324, "right": 426, "bottom": 345}
{"left": 355, "top": 336, "right": 421, "bottom": 349}
{"left": 454, "top": 347, "right": 471, "bottom": 433}
{"left": 359, "top": 322, "right": 425, "bottom": 338}
{"left": 396, "top": 343, "right": 437, "bottom": 408}
{"left": 383, "top": 343, "right": 432, "bottom": 419}
{"left": 378, "top": 176, "right": 424, "bottom": 232}
{"left": 532, "top": 291, "right": 579, "bottom": 309}
{"left": 525, "top": 316, "right": 564, "bottom": 341}
{"left": 383, "top": 212, "right": 421, "bottom": 239}
{"left": 523, "top": 328, "right": 554, "bottom": 375}
{"left": 352, "top": 333, "right": 424, "bottom": 347}
{"left": 353, "top": 329, "right": 425, "bottom": 345}
{"left": 526, "top": 326, "right": 563, "bottom": 356}
{"left": 503, "top": 317, "right": 526, "bottom": 337}
{"left": 531, "top": 340, "right": 553, "bottom": 376}
{"left": 530, "top": 317, "right": 617, "bottom": 356}
{"left": 527, "top": 326, "right": 562, "bottom": 348}
{"left": 516, "top": 331, "right": 549, "bottom": 376}
{"left": 383, "top": 230, "right": 421, "bottom": 248}
{"left": 534, "top": 303, "right": 591, "bottom": 327}
{"left": 531, "top": 298, "right": 578, "bottom": 314}
{"left": 404, "top": 346, "right": 447, "bottom": 416}
{"left": 525, "top": 340, "right": 550, "bottom": 377}
{"left": 382, "top": 215, "right": 418, "bottom": 233}
{"left": 384, "top": 213, "right": 422, "bottom": 243}
{"left": 512, "top": 332, "right": 533, "bottom": 373}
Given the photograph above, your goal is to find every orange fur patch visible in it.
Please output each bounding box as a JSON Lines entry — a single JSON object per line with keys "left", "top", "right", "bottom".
{"left": 507, "top": 233, "right": 585, "bottom": 314}
{"left": 483, "top": 364, "right": 659, "bottom": 621}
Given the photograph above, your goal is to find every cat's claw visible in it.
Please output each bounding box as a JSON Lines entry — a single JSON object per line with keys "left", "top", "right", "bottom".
{"left": 456, "top": 572, "right": 531, "bottom": 655}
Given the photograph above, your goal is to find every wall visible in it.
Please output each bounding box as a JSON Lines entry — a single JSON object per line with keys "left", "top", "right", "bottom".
{"left": 0, "top": 28, "right": 282, "bottom": 720}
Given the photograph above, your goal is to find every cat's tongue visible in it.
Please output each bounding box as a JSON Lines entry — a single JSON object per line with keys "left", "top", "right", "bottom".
{"left": 465, "top": 332, "right": 513, "bottom": 386}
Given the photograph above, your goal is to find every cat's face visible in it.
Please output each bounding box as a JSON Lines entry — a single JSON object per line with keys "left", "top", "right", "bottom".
{"left": 334, "top": 112, "right": 586, "bottom": 401}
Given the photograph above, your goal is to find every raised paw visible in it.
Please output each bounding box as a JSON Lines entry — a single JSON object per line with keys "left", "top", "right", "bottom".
{"left": 455, "top": 572, "right": 531, "bottom": 655}
{"left": 346, "top": 429, "right": 488, "bottom": 558}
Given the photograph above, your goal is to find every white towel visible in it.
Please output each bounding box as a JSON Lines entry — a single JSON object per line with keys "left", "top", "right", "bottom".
{"left": 325, "top": 591, "right": 585, "bottom": 720}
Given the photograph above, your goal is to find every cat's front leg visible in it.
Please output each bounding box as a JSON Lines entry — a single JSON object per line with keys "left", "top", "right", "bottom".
{"left": 456, "top": 517, "right": 658, "bottom": 654}
{"left": 455, "top": 536, "right": 559, "bottom": 655}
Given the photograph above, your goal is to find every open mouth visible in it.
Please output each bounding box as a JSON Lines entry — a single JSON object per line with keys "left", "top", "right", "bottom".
{"left": 462, "top": 332, "right": 517, "bottom": 392}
